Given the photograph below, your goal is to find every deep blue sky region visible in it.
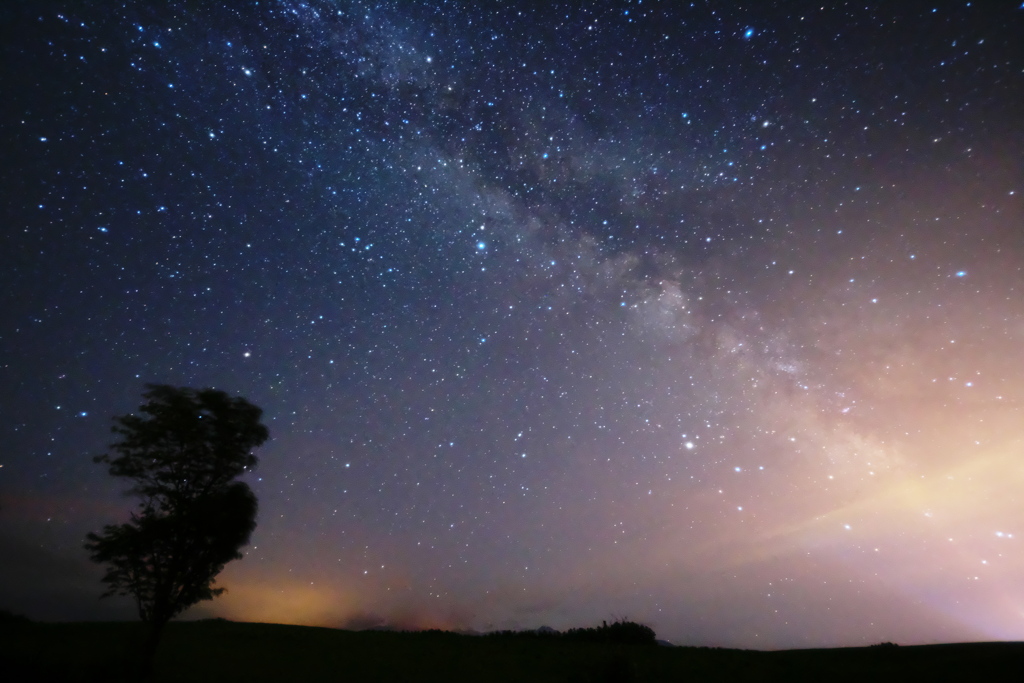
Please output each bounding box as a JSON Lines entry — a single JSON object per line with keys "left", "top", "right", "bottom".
{"left": 1, "top": 1, "right": 1021, "bottom": 649}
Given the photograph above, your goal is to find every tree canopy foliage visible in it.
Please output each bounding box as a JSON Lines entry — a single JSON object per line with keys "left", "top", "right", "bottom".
{"left": 85, "top": 384, "right": 268, "bottom": 631}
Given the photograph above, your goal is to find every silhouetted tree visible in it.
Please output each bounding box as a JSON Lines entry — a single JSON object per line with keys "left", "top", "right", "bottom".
{"left": 85, "top": 384, "right": 268, "bottom": 673}
{"left": 564, "top": 619, "right": 657, "bottom": 645}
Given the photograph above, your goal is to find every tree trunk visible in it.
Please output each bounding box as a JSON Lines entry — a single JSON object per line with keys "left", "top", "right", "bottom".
{"left": 138, "top": 619, "right": 166, "bottom": 680}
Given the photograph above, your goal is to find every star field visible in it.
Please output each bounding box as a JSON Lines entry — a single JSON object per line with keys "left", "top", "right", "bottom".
{"left": 0, "top": 1, "right": 1021, "bottom": 648}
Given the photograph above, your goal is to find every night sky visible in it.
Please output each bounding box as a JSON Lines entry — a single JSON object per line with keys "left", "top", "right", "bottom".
{"left": 1, "top": 1, "right": 1022, "bottom": 649}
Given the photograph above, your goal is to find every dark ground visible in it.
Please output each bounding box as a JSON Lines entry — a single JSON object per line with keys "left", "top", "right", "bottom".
{"left": 1, "top": 619, "right": 1021, "bottom": 682}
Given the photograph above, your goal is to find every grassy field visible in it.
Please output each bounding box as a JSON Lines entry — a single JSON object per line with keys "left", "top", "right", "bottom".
{"left": 1, "top": 619, "right": 1021, "bottom": 682}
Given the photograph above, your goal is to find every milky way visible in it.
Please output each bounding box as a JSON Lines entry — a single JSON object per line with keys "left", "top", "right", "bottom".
{"left": 1, "top": 1, "right": 1021, "bottom": 648}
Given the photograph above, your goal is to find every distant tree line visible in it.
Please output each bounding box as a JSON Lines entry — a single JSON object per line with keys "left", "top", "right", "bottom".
{"left": 487, "top": 619, "right": 657, "bottom": 646}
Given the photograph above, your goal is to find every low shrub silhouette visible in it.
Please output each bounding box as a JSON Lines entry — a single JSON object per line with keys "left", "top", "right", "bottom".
{"left": 484, "top": 620, "right": 656, "bottom": 646}
{"left": 564, "top": 619, "right": 657, "bottom": 646}
{"left": 484, "top": 619, "right": 656, "bottom": 646}
{"left": 0, "top": 609, "right": 31, "bottom": 624}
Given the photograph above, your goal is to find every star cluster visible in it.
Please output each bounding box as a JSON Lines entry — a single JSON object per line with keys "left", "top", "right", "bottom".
{"left": 0, "top": 1, "right": 1021, "bottom": 648}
